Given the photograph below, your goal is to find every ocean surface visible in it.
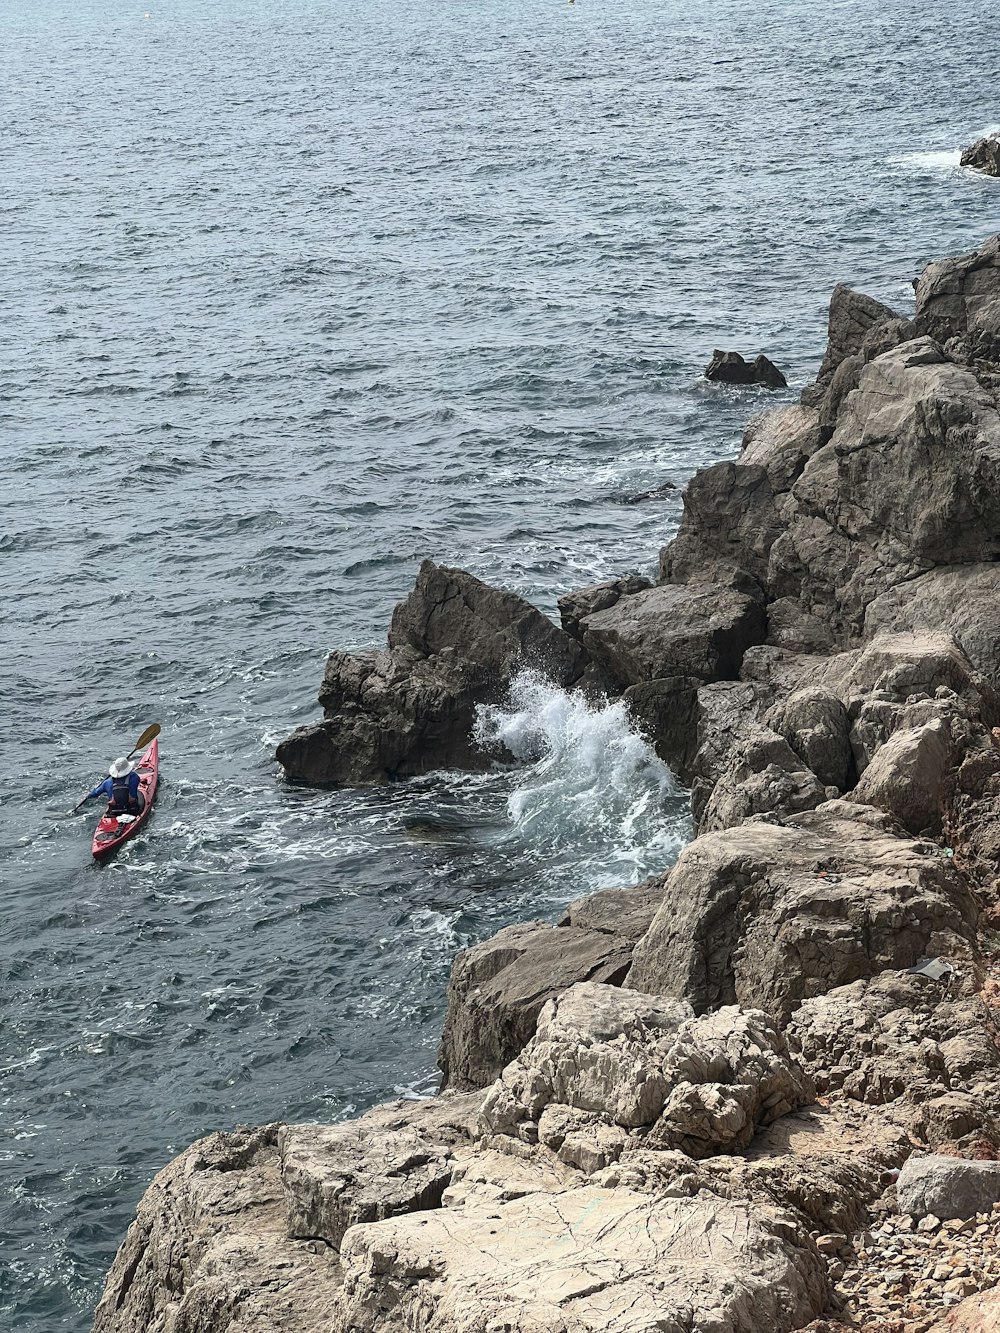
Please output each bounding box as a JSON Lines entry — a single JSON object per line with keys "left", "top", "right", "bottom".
{"left": 1, "top": 0, "right": 999, "bottom": 1326}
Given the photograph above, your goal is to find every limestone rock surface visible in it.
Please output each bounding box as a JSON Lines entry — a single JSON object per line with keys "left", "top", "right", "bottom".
{"left": 627, "top": 801, "right": 978, "bottom": 1021}
{"left": 438, "top": 920, "right": 637, "bottom": 1091}
{"left": 335, "top": 1186, "right": 828, "bottom": 1333}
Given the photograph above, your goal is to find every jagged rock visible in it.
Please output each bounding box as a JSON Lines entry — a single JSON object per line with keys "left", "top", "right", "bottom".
{"left": 335, "top": 1185, "right": 828, "bottom": 1333}
{"left": 279, "top": 1094, "right": 482, "bottom": 1250}
{"left": 960, "top": 136, "right": 1000, "bottom": 176}
{"left": 705, "top": 348, "right": 788, "bottom": 388}
{"left": 276, "top": 561, "right": 589, "bottom": 785}
{"left": 627, "top": 800, "right": 978, "bottom": 1022}
{"left": 688, "top": 679, "right": 772, "bottom": 823}
{"left": 556, "top": 877, "right": 666, "bottom": 941}
{"left": 851, "top": 718, "right": 956, "bottom": 833}
{"left": 557, "top": 574, "right": 651, "bottom": 640}
{"left": 800, "top": 284, "right": 901, "bottom": 407}
{"left": 698, "top": 725, "right": 830, "bottom": 833}
{"left": 865, "top": 563, "right": 1000, "bottom": 689}
{"left": 927, "top": 1289, "right": 1000, "bottom": 1331}
{"left": 786, "top": 971, "right": 1000, "bottom": 1150}
{"left": 481, "top": 985, "right": 812, "bottom": 1160}
{"left": 767, "top": 686, "right": 853, "bottom": 790}
{"left": 915, "top": 232, "right": 1000, "bottom": 373}
{"left": 740, "top": 404, "right": 827, "bottom": 489}
{"left": 896, "top": 1153, "right": 1000, "bottom": 1220}
{"left": 577, "top": 581, "right": 765, "bottom": 688}
{"left": 622, "top": 674, "right": 702, "bottom": 777}
{"left": 92, "top": 1125, "right": 342, "bottom": 1333}
{"left": 437, "top": 920, "right": 637, "bottom": 1091}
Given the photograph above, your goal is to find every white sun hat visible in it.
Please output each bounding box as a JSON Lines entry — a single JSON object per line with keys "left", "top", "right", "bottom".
{"left": 109, "top": 757, "right": 134, "bottom": 778}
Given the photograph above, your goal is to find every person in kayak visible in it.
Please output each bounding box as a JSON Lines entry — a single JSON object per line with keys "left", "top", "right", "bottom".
{"left": 87, "top": 757, "right": 144, "bottom": 815}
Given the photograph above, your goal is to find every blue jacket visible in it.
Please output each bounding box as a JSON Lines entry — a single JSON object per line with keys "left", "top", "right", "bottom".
{"left": 89, "top": 772, "right": 141, "bottom": 811}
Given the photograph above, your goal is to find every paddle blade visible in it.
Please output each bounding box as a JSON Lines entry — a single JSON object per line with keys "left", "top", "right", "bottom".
{"left": 131, "top": 723, "right": 161, "bottom": 754}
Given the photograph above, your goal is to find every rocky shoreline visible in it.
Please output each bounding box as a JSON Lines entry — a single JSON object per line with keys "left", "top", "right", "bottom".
{"left": 93, "top": 236, "right": 1000, "bottom": 1333}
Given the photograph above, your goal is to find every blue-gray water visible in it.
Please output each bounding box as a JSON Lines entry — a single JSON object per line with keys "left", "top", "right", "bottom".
{"left": 2, "top": 0, "right": 999, "bottom": 1326}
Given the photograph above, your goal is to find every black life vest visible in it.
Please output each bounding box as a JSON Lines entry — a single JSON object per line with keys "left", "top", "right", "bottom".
{"left": 110, "top": 774, "right": 136, "bottom": 812}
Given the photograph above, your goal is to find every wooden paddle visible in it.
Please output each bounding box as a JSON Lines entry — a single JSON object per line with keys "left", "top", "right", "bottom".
{"left": 71, "top": 723, "right": 161, "bottom": 812}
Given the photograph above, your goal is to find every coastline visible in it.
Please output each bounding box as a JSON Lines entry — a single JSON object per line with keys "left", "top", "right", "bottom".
{"left": 92, "top": 236, "right": 1000, "bottom": 1333}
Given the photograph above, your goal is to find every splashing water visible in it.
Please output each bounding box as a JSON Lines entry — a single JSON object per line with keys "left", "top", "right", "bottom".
{"left": 475, "top": 671, "right": 691, "bottom": 886}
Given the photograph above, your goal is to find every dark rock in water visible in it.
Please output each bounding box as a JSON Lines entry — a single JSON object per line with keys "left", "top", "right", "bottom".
{"left": 705, "top": 349, "right": 787, "bottom": 389}
{"left": 619, "top": 480, "right": 678, "bottom": 504}
{"left": 276, "top": 560, "right": 589, "bottom": 785}
{"left": 960, "top": 136, "right": 1000, "bottom": 176}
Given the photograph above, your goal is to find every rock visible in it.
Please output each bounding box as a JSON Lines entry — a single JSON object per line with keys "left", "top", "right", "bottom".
{"left": 335, "top": 1186, "right": 828, "bottom": 1333}
{"left": 787, "top": 973, "right": 1000, "bottom": 1149}
{"left": 851, "top": 719, "right": 956, "bottom": 833}
{"left": 740, "top": 404, "right": 827, "bottom": 489}
{"left": 279, "top": 1093, "right": 482, "bottom": 1249}
{"left": 626, "top": 800, "right": 978, "bottom": 1022}
{"left": 620, "top": 480, "right": 678, "bottom": 504}
{"left": 622, "top": 674, "right": 702, "bottom": 777}
{"left": 437, "top": 920, "right": 637, "bottom": 1091}
{"left": 93, "top": 1125, "right": 342, "bottom": 1333}
{"left": 960, "top": 136, "right": 1000, "bottom": 177}
{"left": 276, "top": 561, "right": 589, "bottom": 785}
{"left": 802, "top": 284, "right": 902, "bottom": 404}
{"left": 481, "top": 983, "right": 812, "bottom": 1159}
{"left": 578, "top": 581, "right": 766, "bottom": 688}
{"left": 767, "top": 686, "right": 853, "bottom": 790}
{"left": 865, "top": 564, "right": 1000, "bottom": 691}
{"left": 557, "top": 877, "right": 666, "bottom": 942}
{"left": 698, "top": 725, "right": 830, "bottom": 833}
{"left": 705, "top": 348, "right": 788, "bottom": 388}
{"left": 914, "top": 232, "right": 1000, "bottom": 360}
{"left": 896, "top": 1154, "right": 1000, "bottom": 1221}
{"left": 557, "top": 574, "right": 651, "bottom": 640}
{"left": 926, "top": 1289, "right": 1000, "bottom": 1330}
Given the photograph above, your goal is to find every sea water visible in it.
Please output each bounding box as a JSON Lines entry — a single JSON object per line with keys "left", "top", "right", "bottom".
{"left": 1, "top": 0, "right": 998, "bottom": 1325}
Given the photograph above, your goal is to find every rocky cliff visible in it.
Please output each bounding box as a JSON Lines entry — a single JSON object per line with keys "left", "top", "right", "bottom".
{"left": 96, "top": 236, "right": 1000, "bottom": 1333}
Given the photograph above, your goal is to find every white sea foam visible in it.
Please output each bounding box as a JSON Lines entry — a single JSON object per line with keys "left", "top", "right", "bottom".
{"left": 475, "top": 670, "right": 690, "bottom": 883}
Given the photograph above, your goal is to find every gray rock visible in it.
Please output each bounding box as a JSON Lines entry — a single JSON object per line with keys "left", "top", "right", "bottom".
{"left": 914, "top": 232, "right": 1000, "bottom": 357}
{"left": 767, "top": 686, "right": 853, "bottom": 790}
{"left": 698, "top": 725, "right": 829, "bottom": 833}
{"left": 865, "top": 563, "right": 1000, "bottom": 691}
{"left": 437, "top": 920, "right": 637, "bottom": 1091}
{"left": 556, "top": 574, "right": 652, "bottom": 640}
{"left": 579, "top": 581, "right": 766, "bottom": 688}
{"left": 279, "top": 1094, "right": 482, "bottom": 1249}
{"left": 276, "top": 561, "right": 589, "bottom": 785}
{"left": 960, "top": 137, "right": 1000, "bottom": 176}
{"left": 740, "top": 403, "right": 826, "bottom": 489}
{"left": 92, "top": 1125, "right": 342, "bottom": 1333}
{"left": 705, "top": 348, "right": 788, "bottom": 388}
{"left": 335, "top": 1186, "right": 828, "bottom": 1333}
{"left": 805, "top": 283, "right": 902, "bottom": 400}
{"left": 626, "top": 800, "right": 978, "bottom": 1022}
{"left": 622, "top": 674, "right": 702, "bottom": 778}
{"left": 481, "top": 984, "right": 812, "bottom": 1159}
{"left": 851, "top": 719, "right": 956, "bottom": 833}
{"left": 557, "top": 876, "right": 666, "bottom": 942}
{"left": 896, "top": 1153, "right": 1000, "bottom": 1220}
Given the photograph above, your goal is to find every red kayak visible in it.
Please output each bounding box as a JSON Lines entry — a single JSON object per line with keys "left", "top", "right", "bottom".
{"left": 91, "top": 739, "right": 159, "bottom": 860}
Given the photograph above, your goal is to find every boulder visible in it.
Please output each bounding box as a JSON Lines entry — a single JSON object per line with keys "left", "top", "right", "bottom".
{"left": 276, "top": 561, "right": 589, "bottom": 785}
{"left": 927, "top": 1289, "right": 1000, "bottom": 1331}
{"left": 481, "top": 984, "right": 813, "bottom": 1160}
{"left": 557, "top": 876, "right": 666, "bottom": 941}
{"left": 335, "top": 1186, "right": 828, "bottom": 1333}
{"left": 698, "top": 725, "right": 830, "bottom": 833}
{"left": 851, "top": 718, "right": 956, "bottom": 833}
{"left": 767, "top": 686, "right": 853, "bottom": 790}
{"left": 960, "top": 136, "right": 1000, "bottom": 177}
{"left": 896, "top": 1153, "right": 1000, "bottom": 1220}
{"left": 578, "top": 582, "right": 765, "bottom": 688}
{"left": 801, "top": 284, "right": 901, "bottom": 406}
{"left": 914, "top": 232, "right": 1000, "bottom": 357}
{"left": 705, "top": 348, "right": 788, "bottom": 388}
{"left": 740, "top": 404, "right": 826, "bottom": 489}
{"left": 626, "top": 800, "right": 978, "bottom": 1022}
{"left": 437, "top": 920, "right": 638, "bottom": 1091}
{"left": 622, "top": 674, "right": 702, "bottom": 777}
{"left": 557, "top": 574, "right": 651, "bottom": 640}
{"left": 92, "top": 1126, "right": 342, "bottom": 1333}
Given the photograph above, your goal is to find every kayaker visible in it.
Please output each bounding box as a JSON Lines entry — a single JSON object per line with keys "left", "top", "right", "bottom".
{"left": 87, "top": 757, "right": 144, "bottom": 815}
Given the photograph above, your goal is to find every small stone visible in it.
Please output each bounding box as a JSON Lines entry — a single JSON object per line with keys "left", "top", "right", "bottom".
{"left": 815, "top": 1232, "right": 846, "bottom": 1255}
{"left": 917, "top": 1214, "right": 940, "bottom": 1233}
